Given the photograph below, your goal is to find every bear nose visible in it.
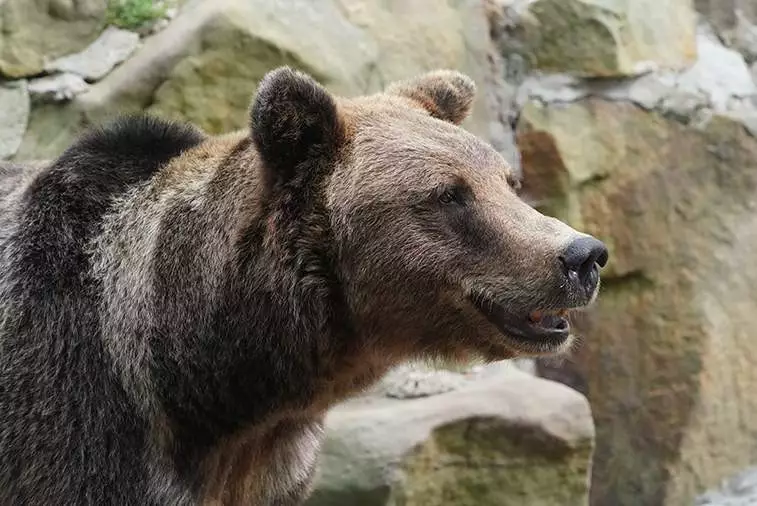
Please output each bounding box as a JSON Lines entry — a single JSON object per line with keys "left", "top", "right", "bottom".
{"left": 559, "top": 236, "right": 609, "bottom": 287}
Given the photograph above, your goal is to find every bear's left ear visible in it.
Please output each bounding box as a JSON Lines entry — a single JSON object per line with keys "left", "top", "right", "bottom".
{"left": 250, "top": 67, "right": 344, "bottom": 184}
{"left": 385, "top": 70, "right": 476, "bottom": 125}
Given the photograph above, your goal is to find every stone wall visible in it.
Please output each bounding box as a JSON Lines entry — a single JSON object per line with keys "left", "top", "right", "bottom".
{"left": 2, "top": 0, "right": 499, "bottom": 163}
{"left": 485, "top": 1, "right": 757, "bottom": 505}
{"left": 6, "top": 1, "right": 757, "bottom": 505}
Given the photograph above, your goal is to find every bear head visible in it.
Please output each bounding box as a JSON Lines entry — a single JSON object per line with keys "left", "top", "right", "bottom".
{"left": 250, "top": 67, "right": 608, "bottom": 362}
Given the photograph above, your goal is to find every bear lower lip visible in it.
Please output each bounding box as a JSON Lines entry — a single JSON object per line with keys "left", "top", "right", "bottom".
{"left": 531, "top": 313, "right": 569, "bottom": 332}
{"left": 469, "top": 295, "right": 571, "bottom": 347}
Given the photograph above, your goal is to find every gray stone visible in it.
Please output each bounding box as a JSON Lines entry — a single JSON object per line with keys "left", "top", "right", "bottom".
{"left": 696, "top": 467, "right": 757, "bottom": 505}
{"left": 307, "top": 367, "right": 594, "bottom": 506}
{"left": 734, "top": 10, "right": 757, "bottom": 63}
{"left": 694, "top": 1, "right": 757, "bottom": 62}
{"left": 483, "top": 45, "right": 523, "bottom": 173}
{"left": 660, "top": 89, "right": 710, "bottom": 123}
{"left": 28, "top": 73, "right": 90, "bottom": 102}
{"left": 369, "top": 359, "right": 538, "bottom": 400}
{"left": 12, "top": 103, "right": 88, "bottom": 163}
{"left": 145, "top": 0, "right": 378, "bottom": 134}
{"left": 625, "top": 73, "right": 678, "bottom": 110}
{"left": 0, "top": 80, "right": 30, "bottom": 160}
{"left": 517, "top": 99, "right": 757, "bottom": 506}
{"left": 46, "top": 26, "right": 141, "bottom": 82}
{"left": 583, "top": 71, "right": 680, "bottom": 111}
{"left": 372, "top": 364, "right": 471, "bottom": 399}
{"left": 675, "top": 28, "right": 757, "bottom": 113}
{"left": 726, "top": 108, "right": 757, "bottom": 137}
{"left": 516, "top": 73, "right": 588, "bottom": 107}
{"left": 509, "top": 25, "right": 756, "bottom": 121}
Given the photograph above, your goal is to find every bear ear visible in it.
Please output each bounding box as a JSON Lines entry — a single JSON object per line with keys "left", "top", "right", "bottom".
{"left": 385, "top": 70, "right": 476, "bottom": 125}
{"left": 250, "top": 67, "right": 343, "bottom": 184}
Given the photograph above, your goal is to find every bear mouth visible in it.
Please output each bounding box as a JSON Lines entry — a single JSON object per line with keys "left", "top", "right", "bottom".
{"left": 469, "top": 295, "right": 573, "bottom": 350}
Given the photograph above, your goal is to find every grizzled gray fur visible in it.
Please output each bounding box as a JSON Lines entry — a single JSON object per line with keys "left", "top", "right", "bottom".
{"left": 0, "top": 67, "right": 607, "bottom": 505}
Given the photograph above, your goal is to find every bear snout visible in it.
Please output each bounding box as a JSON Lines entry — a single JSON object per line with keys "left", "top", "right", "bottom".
{"left": 559, "top": 236, "right": 609, "bottom": 300}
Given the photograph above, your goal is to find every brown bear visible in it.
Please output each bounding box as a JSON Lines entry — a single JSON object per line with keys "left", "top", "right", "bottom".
{"left": 0, "top": 67, "right": 607, "bottom": 505}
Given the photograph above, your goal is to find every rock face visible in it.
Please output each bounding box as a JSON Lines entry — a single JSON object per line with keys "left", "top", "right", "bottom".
{"left": 695, "top": 0, "right": 757, "bottom": 62}
{"left": 146, "top": 0, "right": 377, "bottom": 134}
{"left": 12, "top": 1, "right": 757, "bottom": 504}
{"left": 45, "top": 26, "right": 140, "bottom": 82}
{"left": 306, "top": 367, "right": 595, "bottom": 506}
{"left": 491, "top": 0, "right": 697, "bottom": 77}
{"left": 0, "top": 0, "right": 107, "bottom": 78}
{"left": 0, "top": 80, "right": 30, "bottom": 160}
{"left": 517, "top": 99, "right": 757, "bottom": 506}
{"left": 485, "top": 3, "right": 757, "bottom": 502}
{"left": 12, "top": 0, "right": 496, "bottom": 161}
{"left": 511, "top": 26, "right": 757, "bottom": 121}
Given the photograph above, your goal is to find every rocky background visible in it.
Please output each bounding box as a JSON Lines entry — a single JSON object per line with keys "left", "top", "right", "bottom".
{"left": 4, "top": 0, "right": 757, "bottom": 505}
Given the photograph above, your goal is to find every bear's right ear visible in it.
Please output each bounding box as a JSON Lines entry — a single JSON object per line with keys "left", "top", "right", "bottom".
{"left": 385, "top": 70, "right": 476, "bottom": 125}
{"left": 250, "top": 67, "right": 344, "bottom": 185}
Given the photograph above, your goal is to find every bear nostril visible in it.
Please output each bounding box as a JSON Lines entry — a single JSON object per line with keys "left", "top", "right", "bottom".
{"left": 596, "top": 248, "right": 609, "bottom": 268}
{"left": 560, "top": 236, "right": 609, "bottom": 286}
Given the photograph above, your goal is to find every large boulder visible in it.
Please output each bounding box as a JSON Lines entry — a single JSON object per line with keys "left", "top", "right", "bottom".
{"left": 306, "top": 366, "right": 595, "bottom": 506}
{"left": 145, "top": 0, "right": 377, "bottom": 134}
{"left": 0, "top": 0, "right": 107, "bottom": 78}
{"left": 14, "top": 0, "right": 496, "bottom": 160}
{"left": 489, "top": 0, "right": 697, "bottom": 78}
{"left": 517, "top": 99, "right": 757, "bottom": 506}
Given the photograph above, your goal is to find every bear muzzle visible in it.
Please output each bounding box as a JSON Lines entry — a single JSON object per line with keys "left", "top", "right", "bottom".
{"left": 467, "top": 234, "right": 609, "bottom": 352}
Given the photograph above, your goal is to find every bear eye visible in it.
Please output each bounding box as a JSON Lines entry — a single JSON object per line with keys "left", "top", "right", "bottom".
{"left": 432, "top": 181, "right": 470, "bottom": 207}
{"left": 438, "top": 188, "right": 462, "bottom": 205}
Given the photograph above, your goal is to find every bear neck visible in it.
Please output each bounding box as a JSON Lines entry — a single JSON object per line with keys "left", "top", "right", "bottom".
{"left": 130, "top": 135, "right": 385, "bottom": 466}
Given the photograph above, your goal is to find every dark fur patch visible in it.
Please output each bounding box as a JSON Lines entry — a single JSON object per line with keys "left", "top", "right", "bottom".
{"left": 250, "top": 67, "right": 344, "bottom": 189}
{"left": 147, "top": 169, "right": 349, "bottom": 487}
{"left": 58, "top": 114, "right": 206, "bottom": 185}
{"left": 0, "top": 115, "right": 204, "bottom": 504}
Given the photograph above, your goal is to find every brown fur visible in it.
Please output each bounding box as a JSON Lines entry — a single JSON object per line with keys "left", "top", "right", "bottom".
{"left": 0, "top": 67, "right": 606, "bottom": 505}
{"left": 150, "top": 69, "right": 601, "bottom": 501}
{"left": 151, "top": 68, "right": 600, "bottom": 502}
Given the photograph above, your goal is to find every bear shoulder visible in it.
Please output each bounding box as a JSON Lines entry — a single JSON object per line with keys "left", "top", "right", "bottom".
{"left": 49, "top": 114, "right": 206, "bottom": 191}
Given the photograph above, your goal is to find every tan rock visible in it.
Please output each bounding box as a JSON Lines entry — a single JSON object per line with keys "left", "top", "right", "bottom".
{"left": 337, "top": 0, "right": 495, "bottom": 141}
{"left": 518, "top": 99, "right": 757, "bottom": 506}
{"left": 494, "top": 0, "right": 698, "bottom": 77}
{"left": 306, "top": 367, "right": 595, "bottom": 506}
{"left": 14, "top": 0, "right": 496, "bottom": 158}
{"left": 0, "top": 0, "right": 107, "bottom": 78}
{"left": 146, "top": 0, "right": 378, "bottom": 134}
